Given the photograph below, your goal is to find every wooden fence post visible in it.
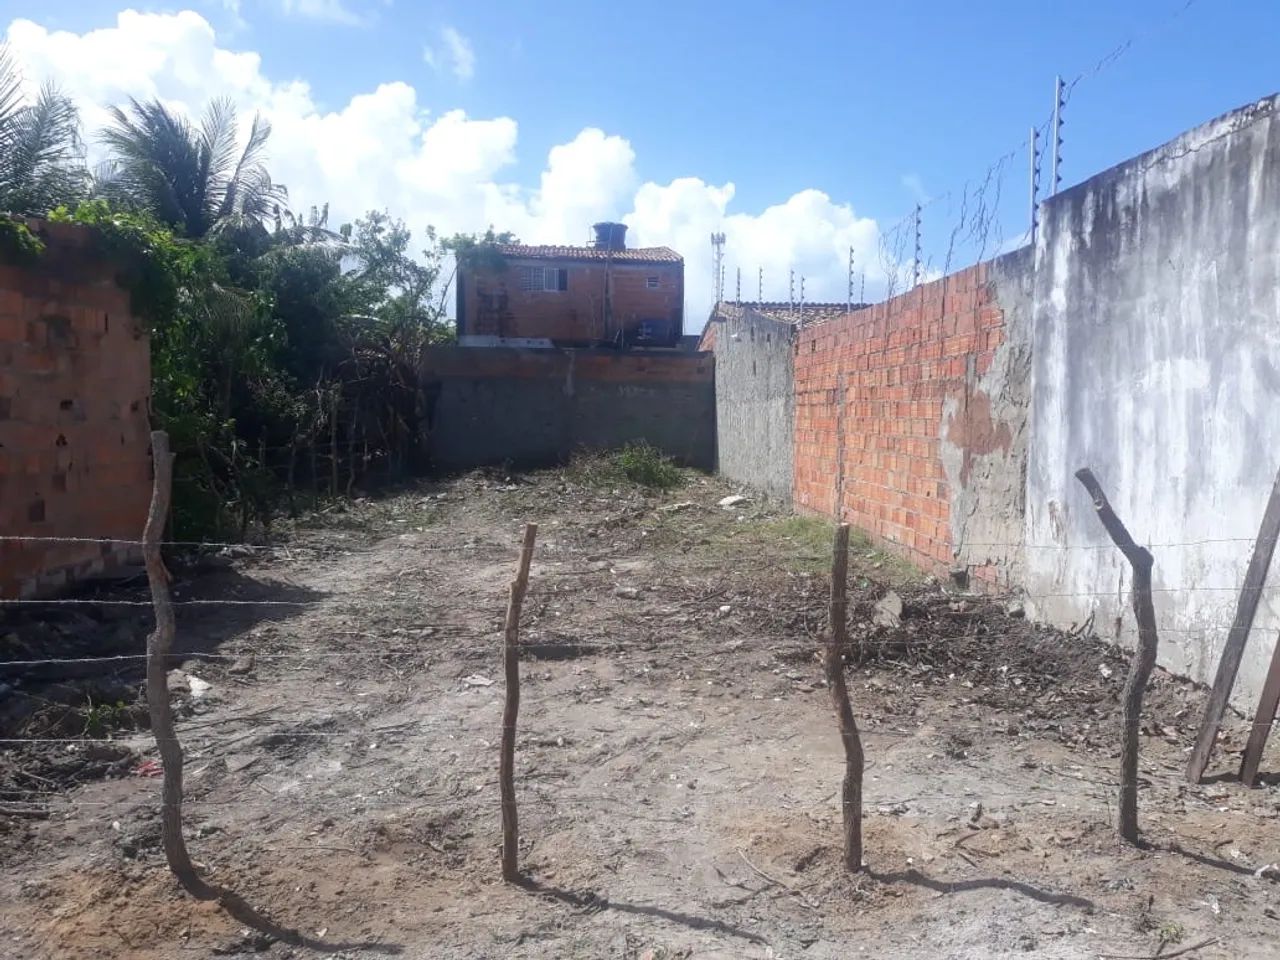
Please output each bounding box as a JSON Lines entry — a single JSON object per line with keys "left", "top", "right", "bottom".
{"left": 501, "top": 523, "right": 538, "bottom": 882}
{"left": 329, "top": 390, "right": 339, "bottom": 498}
{"left": 143, "top": 431, "right": 219, "bottom": 900}
{"left": 825, "top": 523, "right": 864, "bottom": 872}
{"left": 1187, "top": 466, "right": 1280, "bottom": 782}
{"left": 1075, "top": 468, "right": 1158, "bottom": 845}
{"left": 1238, "top": 634, "right": 1280, "bottom": 786}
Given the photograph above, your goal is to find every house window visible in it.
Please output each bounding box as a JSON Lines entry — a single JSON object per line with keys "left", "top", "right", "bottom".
{"left": 520, "top": 266, "right": 568, "bottom": 292}
{"left": 646, "top": 276, "right": 660, "bottom": 289}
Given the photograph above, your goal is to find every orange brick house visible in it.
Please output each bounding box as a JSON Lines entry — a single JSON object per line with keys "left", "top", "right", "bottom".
{"left": 455, "top": 223, "right": 684, "bottom": 348}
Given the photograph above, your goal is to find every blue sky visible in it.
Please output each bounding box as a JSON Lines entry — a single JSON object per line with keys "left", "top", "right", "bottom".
{"left": 5, "top": 0, "right": 1276, "bottom": 321}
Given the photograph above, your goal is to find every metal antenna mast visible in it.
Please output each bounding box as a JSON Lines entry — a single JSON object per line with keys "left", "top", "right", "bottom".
{"left": 912, "top": 204, "right": 922, "bottom": 288}
{"left": 710, "top": 232, "right": 726, "bottom": 303}
{"left": 847, "top": 246, "right": 855, "bottom": 312}
{"left": 1051, "top": 75, "right": 1065, "bottom": 194}
{"left": 1029, "top": 126, "right": 1041, "bottom": 244}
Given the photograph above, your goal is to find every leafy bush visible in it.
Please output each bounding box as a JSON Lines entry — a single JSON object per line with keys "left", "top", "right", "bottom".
{"left": 615, "top": 442, "right": 683, "bottom": 490}
{"left": 0, "top": 216, "right": 45, "bottom": 263}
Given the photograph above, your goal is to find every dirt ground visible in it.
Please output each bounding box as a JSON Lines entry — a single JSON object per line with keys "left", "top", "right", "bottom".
{"left": 2, "top": 463, "right": 1279, "bottom": 960}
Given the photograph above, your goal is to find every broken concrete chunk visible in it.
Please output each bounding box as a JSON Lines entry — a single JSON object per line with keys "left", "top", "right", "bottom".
{"left": 614, "top": 585, "right": 642, "bottom": 600}
{"left": 187, "top": 676, "right": 212, "bottom": 699}
{"left": 717, "top": 494, "right": 749, "bottom": 509}
{"left": 873, "top": 590, "right": 903, "bottom": 629}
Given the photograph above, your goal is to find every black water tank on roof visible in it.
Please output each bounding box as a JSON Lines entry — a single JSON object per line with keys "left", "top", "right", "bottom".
{"left": 592, "top": 222, "right": 627, "bottom": 251}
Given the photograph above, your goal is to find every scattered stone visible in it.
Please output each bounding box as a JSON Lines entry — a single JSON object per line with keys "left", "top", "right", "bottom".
{"left": 717, "top": 494, "right": 749, "bottom": 509}
{"left": 461, "top": 674, "right": 495, "bottom": 688}
{"left": 660, "top": 501, "right": 696, "bottom": 513}
{"left": 1005, "top": 599, "right": 1026, "bottom": 619}
{"left": 614, "top": 585, "right": 642, "bottom": 600}
{"left": 227, "top": 654, "right": 256, "bottom": 676}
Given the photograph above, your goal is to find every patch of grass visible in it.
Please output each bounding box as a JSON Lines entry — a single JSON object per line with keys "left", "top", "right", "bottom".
{"left": 569, "top": 443, "right": 684, "bottom": 492}
{"left": 715, "top": 513, "right": 925, "bottom": 582}
{"left": 1156, "top": 922, "right": 1186, "bottom": 948}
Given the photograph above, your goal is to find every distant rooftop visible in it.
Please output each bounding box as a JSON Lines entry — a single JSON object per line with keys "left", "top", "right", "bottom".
{"left": 497, "top": 243, "right": 683, "bottom": 264}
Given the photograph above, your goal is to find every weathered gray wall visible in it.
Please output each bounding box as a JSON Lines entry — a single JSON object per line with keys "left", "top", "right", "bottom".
{"left": 1026, "top": 95, "right": 1280, "bottom": 707}
{"left": 706, "top": 307, "right": 795, "bottom": 500}
{"left": 421, "top": 346, "right": 715, "bottom": 471}
{"left": 943, "top": 248, "right": 1035, "bottom": 587}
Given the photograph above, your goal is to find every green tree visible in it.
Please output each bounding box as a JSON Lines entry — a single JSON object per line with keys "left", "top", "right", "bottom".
{"left": 99, "top": 96, "right": 285, "bottom": 239}
{"left": 0, "top": 44, "right": 89, "bottom": 215}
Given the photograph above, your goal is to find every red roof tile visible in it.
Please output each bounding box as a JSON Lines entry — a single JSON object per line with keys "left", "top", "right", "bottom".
{"left": 497, "top": 243, "right": 682, "bottom": 264}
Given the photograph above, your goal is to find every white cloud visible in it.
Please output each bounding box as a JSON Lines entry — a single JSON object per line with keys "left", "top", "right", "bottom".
{"left": 424, "top": 26, "right": 475, "bottom": 82}
{"left": 5, "top": 9, "right": 893, "bottom": 328}
{"left": 280, "top": 0, "right": 363, "bottom": 25}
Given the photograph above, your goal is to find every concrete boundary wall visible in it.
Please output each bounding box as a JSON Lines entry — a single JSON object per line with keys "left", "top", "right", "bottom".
{"left": 421, "top": 346, "right": 715, "bottom": 471}
{"left": 702, "top": 307, "right": 795, "bottom": 501}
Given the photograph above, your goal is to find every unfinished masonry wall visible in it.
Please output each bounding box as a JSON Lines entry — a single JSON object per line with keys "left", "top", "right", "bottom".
{"left": 708, "top": 93, "right": 1280, "bottom": 707}
{"left": 791, "top": 253, "right": 1033, "bottom": 584}
{"left": 1026, "top": 95, "right": 1280, "bottom": 706}
{"left": 421, "top": 346, "right": 715, "bottom": 471}
{"left": 0, "top": 222, "right": 152, "bottom": 598}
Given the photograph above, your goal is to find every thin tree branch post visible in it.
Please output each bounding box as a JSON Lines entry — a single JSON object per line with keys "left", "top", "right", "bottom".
{"left": 500, "top": 522, "right": 538, "bottom": 882}
{"left": 825, "top": 523, "right": 865, "bottom": 872}
{"left": 143, "top": 431, "right": 219, "bottom": 900}
{"left": 1075, "top": 468, "right": 1158, "bottom": 845}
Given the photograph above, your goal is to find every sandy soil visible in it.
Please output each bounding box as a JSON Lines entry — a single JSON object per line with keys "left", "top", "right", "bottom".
{"left": 1, "top": 464, "right": 1278, "bottom": 960}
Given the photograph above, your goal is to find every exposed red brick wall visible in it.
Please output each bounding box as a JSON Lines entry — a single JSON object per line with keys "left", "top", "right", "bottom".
{"left": 793, "top": 263, "right": 1006, "bottom": 578}
{"left": 0, "top": 221, "right": 152, "bottom": 598}
{"left": 460, "top": 258, "right": 683, "bottom": 345}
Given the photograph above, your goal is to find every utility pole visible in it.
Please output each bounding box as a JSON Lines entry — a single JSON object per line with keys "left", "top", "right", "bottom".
{"left": 758, "top": 266, "right": 763, "bottom": 303}
{"left": 1029, "top": 126, "right": 1041, "bottom": 245}
{"left": 789, "top": 269, "right": 795, "bottom": 314}
{"left": 710, "top": 232, "right": 726, "bottom": 304}
{"left": 735, "top": 266, "right": 741, "bottom": 303}
{"left": 799, "top": 275, "right": 806, "bottom": 326}
{"left": 1051, "top": 75, "right": 1065, "bottom": 194}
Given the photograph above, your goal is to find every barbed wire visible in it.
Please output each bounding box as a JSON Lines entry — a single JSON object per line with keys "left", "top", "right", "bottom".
{"left": 858, "top": 0, "right": 1208, "bottom": 296}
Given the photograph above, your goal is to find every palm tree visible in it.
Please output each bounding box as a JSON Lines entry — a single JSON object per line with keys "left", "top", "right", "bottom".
{"left": 100, "top": 96, "right": 286, "bottom": 238}
{"left": 0, "top": 44, "right": 89, "bottom": 215}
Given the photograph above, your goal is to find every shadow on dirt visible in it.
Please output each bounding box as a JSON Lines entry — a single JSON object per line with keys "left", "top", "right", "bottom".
{"left": 518, "top": 878, "right": 770, "bottom": 944}
{"left": 870, "top": 868, "right": 1096, "bottom": 910}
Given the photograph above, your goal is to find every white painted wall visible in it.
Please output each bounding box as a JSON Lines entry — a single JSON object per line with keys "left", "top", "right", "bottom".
{"left": 1025, "top": 95, "right": 1280, "bottom": 708}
